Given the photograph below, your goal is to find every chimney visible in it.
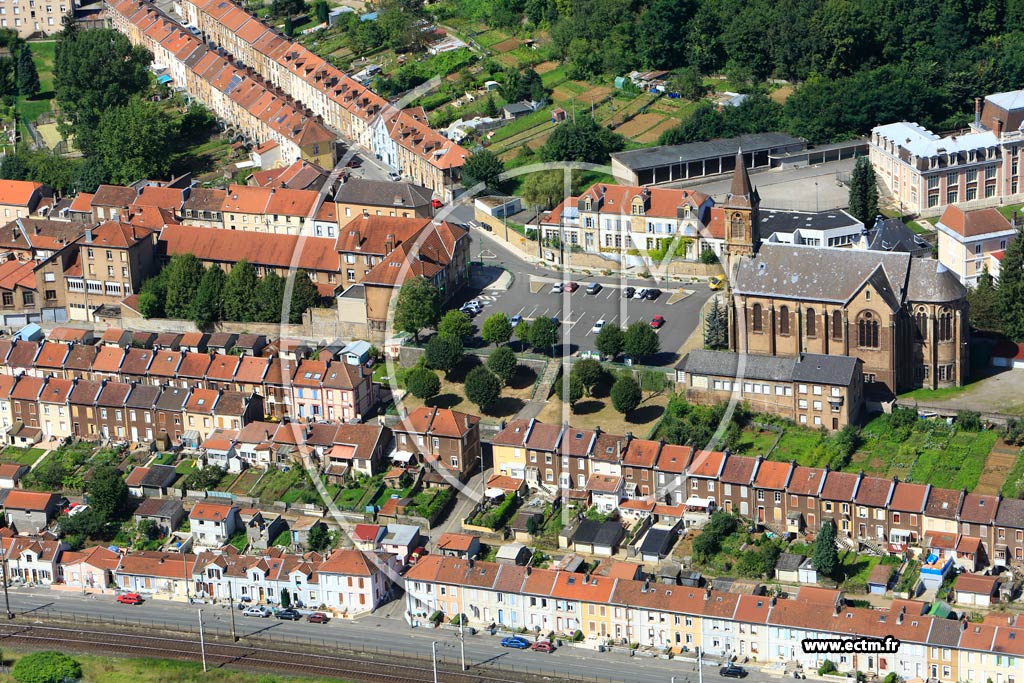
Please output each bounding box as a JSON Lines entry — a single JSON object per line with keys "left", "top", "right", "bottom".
{"left": 995, "top": 118, "right": 1004, "bottom": 138}
{"left": 975, "top": 97, "right": 982, "bottom": 127}
{"left": 464, "top": 414, "right": 470, "bottom": 429}
{"left": 704, "top": 588, "right": 711, "bottom": 601}
{"left": 385, "top": 233, "right": 395, "bottom": 253}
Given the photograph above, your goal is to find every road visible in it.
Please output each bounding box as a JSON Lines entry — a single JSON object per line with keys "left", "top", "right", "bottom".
{"left": 5, "top": 587, "right": 758, "bottom": 683}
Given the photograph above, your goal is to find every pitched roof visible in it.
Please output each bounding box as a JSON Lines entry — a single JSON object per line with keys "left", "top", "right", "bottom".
{"left": 189, "top": 502, "right": 236, "bottom": 521}
{"left": 855, "top": 476, "right": 893, "bottom": 507}
{"left": 720, "top": 454, "right": 758, "bottom": 485}
{"left": 0, "top": 179, "right": 43, "bottom": 206}
{"left": 961, "top": 493, "right": 999, "bottom": 524}
{"left": 820, "top": 470, "right": 860, "bottom": 501}
{"left": 938, "top": 205, "right": 1013, "bottom": 238}
{"left": 890, "top": 482, "right": 930, "bottom": 513}
{"left": 160, "top": 224, "right": 338, "bottom": 272}
{"left": 334, "top": 179, "right": 434, "bottom": 209}
{"left": 754, "top": 460, "right": 793, "bottom": 490}
{"left": 924, "top": 487, "right": 962, "bottom": 520}
{"left": 3, "top": 490, "right": 56, "bottom": 510}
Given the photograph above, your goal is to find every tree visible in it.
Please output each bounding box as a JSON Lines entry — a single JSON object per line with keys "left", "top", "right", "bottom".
{"left": 0, "top": 149, "right": 28, "bottom": 180}
{"left": 314, "top": 0, "right": 329, "bottom": 23}
{"left": 611, "top": 375, "right": 642, "bottom": 414}
{"left": 465, "top": 366, "right": 501, "bottom": 412}
{"left": 514, "top": 318, "right": 532, "bottom": 349}
{"left": 54, "top": 28, "right": 152, "bottom": 148}
{"left": 12, "top": 651, "right": 82, "bottom": 683}
{"left": 667, "top": 66, "right": 706, "bottom": 100}
{"left": 555, "top": 372, "right": 584, "bottom": 410}
{"left": 254, "top": 271, "right": 286, "bottom": 323}
{"left": 191, "top": 264, "right": 225, "bottom": 328}
{"left": 501, "top": 67, "right": 547, "bottom": 103}
{"left": 595, "top": 323, "right": 624, "bottom": 359}
{"left": 998, "top": 224, "right": 1024, "bottom": 341}
{"left": 487, "top": 346, "right": 518, "bottom": 385}
{"left": 223, "top": 260, "right": 259, "bottom": 322}
{"left": 271, "top": 0, "right": 305, "bottom": 16}
{"left": 164, "top": 253, "right": 205, "bottom": 320}
{"left": 405, "top": 365, "right": 440, "bottom": 400}
{"left": 280, "top": 587, "right": 291, "bottom": 608}
{"left": 15, "top": 46, "right": 39, "bottom": 97}
{"left": 394, "top": 277, "right": 441, "bottom": 342}
{"left": 306, "top": 522, "right": 330, "bottom": 551}
{"left": 438, "top": 309, "right": 474, "bottom": 340}
{"left": 483, "top": 92, "right": 499, "bottom": 117}
{"left": 521, "top": 169, "right": 582, "bottom": 209}
{"left": 183, "top": 465, "right": 227, "bottom": 491}
{"left": 847, "top": 156, "right": 880, "bottom": 226}
{"left": 283, "top": 15, "right": 295, "bottom": 36}
{"left": 571, "top": 358, "right": 604, "bottom": 396}
{"left": 539, "top": 114, "right": 625, "bottom": 164}
{"left": 529, "top": 316, "right": 558, "bottom": 354}
{"left": 813, "top": 519, "right": 840, "bottom": 580}
{"left": 88, "top": 464, "right": 130, "bottom": 522}
{"left": 461, "top": 149, "right": 505, "bottom": 190}
{"left": 288, "top": 270, "right": 320, "bottom": 324}
{"left": 968, "top": 266, "right": 1001, "bottom": 332}
{"left": 424, "top": 335, "right": 463, "bottom": 376}
{"left": 137, "top": 271, "right": 168, "bottom": 319}
{"left": 623, "top": 321, "right": 661, "bottom": 359}
{"left": 704, "top": 296, "right": 729, "bottom": 349}
{"left": 481, "top": 312, "right": 513, "bottom": 346}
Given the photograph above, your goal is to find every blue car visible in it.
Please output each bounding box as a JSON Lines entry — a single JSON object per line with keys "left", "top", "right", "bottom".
{"left": 501, "top": 636, "right": 531, "bottom": 649}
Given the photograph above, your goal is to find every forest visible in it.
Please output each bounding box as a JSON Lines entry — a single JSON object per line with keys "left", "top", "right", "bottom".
{"left": 433, "top": 0, "right": 1024, "bottom": 143}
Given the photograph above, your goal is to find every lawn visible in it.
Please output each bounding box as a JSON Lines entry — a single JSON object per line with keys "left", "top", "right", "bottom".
{"left": 151, "top": 452, "right": 177, "bottom": 466}
{"left": 27, "top": 39, "right": 56, "bottom": 92}
{"left": 535, "top": 390, "right": 669, "bottom": 438}
{"left": 732, "top": 428, "right": 779, "bottom": 456}
{"left": 227, "top": 469, "right": 263, "bottom": 495}
{"left": 175, "top": 458, "right": 198, "bottom": 476}
{"left": 1003, "top": 452, "right": 1024, "bottom": 498}
{"left": 0, "top": 446, "right": 45, "bottom": 465}
{"left": 397, "top": 356, "right": 536, "bottom": 420}
{"left": 0, "top": 652, "right": 360, "bottom": 683}
{"left": 374, "top": 485, "right": 414, "bottom": 508}
{"left": 898, "top": 384, "right": 968, "bottom": 401}
{"left": 336, "top": 485, "right": 368, "bottom": 509}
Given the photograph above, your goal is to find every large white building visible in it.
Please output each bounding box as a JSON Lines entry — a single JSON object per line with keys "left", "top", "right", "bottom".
{"left": 870, "top": 90, "right": 1024, "bottom": 215}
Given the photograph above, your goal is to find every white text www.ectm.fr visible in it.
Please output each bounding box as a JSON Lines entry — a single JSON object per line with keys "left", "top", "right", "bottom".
{"left": 801, "top": 637, "right": 901, "bottom": 654}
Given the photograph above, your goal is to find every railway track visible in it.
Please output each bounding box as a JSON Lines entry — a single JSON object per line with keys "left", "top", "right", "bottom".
{"left": 0, "top": 622, "right": 533, "bottom": 683}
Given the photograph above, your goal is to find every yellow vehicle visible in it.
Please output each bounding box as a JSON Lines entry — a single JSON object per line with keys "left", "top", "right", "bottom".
{"left": 708, "top": 276, "right": 725, "bottom": 290}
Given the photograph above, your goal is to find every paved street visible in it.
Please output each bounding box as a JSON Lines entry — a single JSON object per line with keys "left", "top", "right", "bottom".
{"left": 4, "top": 587, "right": 755, "bottom": 683}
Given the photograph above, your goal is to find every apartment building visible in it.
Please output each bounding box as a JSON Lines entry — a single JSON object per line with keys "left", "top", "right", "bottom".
{"left": 63, "top": 222, "right": 159, "bottom": 321}
{"left": 392, "top": 407, "right": 480, "bottom": 483}
{"left": 935, "top": 204, "right": 1016, "bottom": 285}
{"left": 870, "top": 90, "right": 1024, "bottom": 215}
{"left": 0, "top": 180, "right": 53, "bottom": 219}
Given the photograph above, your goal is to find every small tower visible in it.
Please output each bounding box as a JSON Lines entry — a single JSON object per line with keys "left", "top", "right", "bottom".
{"left": 722, "top": 148, "right": 760, "bottom": 260}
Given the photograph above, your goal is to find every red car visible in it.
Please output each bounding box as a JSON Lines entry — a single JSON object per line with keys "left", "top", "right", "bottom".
{"left": 564, "top": 282, "right": 579, "bottom": 292}
{"left": 306, "top": 612, "right": 330, "bottom": 623}
{"left": 650, "top": 315, "right": 665, "bottom": 329}
{"left": 531, "top": 641, "right": 555, "bottom": 653}
{"left": 431, "top": 198, "right": 444, "bottom": 209}
{"left": 410, "top": 547, "right": 428, "bottom": 564}
{"left": 117, "top": 593, "right": 144, "bottom": 605}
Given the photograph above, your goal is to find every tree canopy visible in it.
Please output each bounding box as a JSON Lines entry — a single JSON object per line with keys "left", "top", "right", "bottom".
{"left": 394, "top": 277, "right": 442, "bottom": 341}
{"left": 623, "top": 321, "right": 661, "bottom": 359}
{"left": 610, "top": 374, "right": 642, "bottom": 414}
{"left": 461, "top": 149, "right": 505, "bottom": 190}
{"left": 438, "top": 310, "right": 474, "bottom": 340}
{"left": 539, "top": 114, "right": 625, "bottom": 164}
{"left": 424, "top": 335, "right": 464, "bottom": 376}
{"left": 12, "top": 651, "right": 82, "bottom": 683}
{"left": 848, "top": 156, "right": 879, "bottom": 226}
{"left": 481, "top": 312, "right": 513, "bottom": 346}
{"left": 487, "top": 346, "right": 518, "bottom": 385}
{"left": 465, "top": 366, "right": 501, "bottom": 412}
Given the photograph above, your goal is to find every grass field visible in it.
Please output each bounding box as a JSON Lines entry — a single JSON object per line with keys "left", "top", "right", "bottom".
{"left": 0, "top": 652, "right": 358, "bottom": 683}
{"left": 0, "top": 446, "right": 44, "bottom": 465}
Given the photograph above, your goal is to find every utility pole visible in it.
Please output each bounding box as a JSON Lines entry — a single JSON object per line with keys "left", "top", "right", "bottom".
{"left": 431, "top": 641, "right": 439, "bottom": 683}
{"left": 697, "top": 648, "right": 703, "bottom": 683}
{"left": 228, "top": 581, "right": 237, "bottom": 642}
{"left": 183, "top": 551, "right": 190, "bottom": 603}
{"left": 0, "top": 542, "right": 12, "bottom": 619}
{"left": 198, "top": 609, "right": 208, "bottom": 673}
{"left": 459, "top": 614, "right": 466, "bottom": 671}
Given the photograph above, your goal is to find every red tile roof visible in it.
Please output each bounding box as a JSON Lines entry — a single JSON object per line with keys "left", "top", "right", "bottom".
{"left": 161, "top": 224, "right": 339, "bottom": 273}
{"left": 3, "top": 490, "right": 55, "bottom": 511}
{"left": 189, "top": 502, "right": 236, "bottom": 521}
{"left": 754, "top": 460, "right": 793, "bottom": 490}
{"left": 0, "top": 179, "right": 42, "bottom": 206}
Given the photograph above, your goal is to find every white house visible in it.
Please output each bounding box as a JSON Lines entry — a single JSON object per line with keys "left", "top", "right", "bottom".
{"left": 189, "top": 503, "right": 241, "bottom": 548}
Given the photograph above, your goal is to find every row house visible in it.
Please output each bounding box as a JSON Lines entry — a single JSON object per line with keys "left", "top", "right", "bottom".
{"left": 115, "top": 551, "right": 198, "bottom": 600}
{"left": 190, "top": 547, "right": 395, "bottom": 615}
{"left": 406, "top": 555, "right": 1024, "bottom": 683}
{"left": 0, "top": 530, "right": 67, "bottom": 584}
{"left": 109, "top": 0, "right": 337, "bottom": 168}
{"left": 138, "top": 0, "right": 469, "bottom": 200}
{"left": 392, "top": 406, "right": 480, "bottom": 483}
{"left": 540, "top": 184, "right": 713, "bottom": 256}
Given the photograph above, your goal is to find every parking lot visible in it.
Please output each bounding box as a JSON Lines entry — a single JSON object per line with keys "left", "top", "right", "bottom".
{"left": 456, "top": 271, "right": 715, "bottom": 366}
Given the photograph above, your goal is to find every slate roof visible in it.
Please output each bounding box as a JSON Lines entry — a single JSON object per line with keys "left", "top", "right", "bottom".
{"left": 573, "top": 519, "right": 624, "bottom": 547}
{"left": 682, "top": 349, "right": 859, "bottom": 386}
{"left": 334, "top": 178, "right": 433, "bottom": 208}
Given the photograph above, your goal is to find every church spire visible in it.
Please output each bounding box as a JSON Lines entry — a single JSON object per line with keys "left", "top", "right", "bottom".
{"left": 726, "top": 148, "right": 759, "bottom": 209}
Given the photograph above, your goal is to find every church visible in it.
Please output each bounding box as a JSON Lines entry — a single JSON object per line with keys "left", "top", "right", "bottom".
{"left": 720, "top": 152, "right": 970, "bottom": 395}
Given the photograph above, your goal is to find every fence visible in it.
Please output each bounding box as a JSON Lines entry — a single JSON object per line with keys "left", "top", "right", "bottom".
{"left": 9, "top": 608, "right": 660, "bottom": 683}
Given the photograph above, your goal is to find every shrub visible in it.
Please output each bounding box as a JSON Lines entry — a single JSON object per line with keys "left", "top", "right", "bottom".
{"left": 12, "top": 652, "right": 82, "bottom": 683}
{"left": 957, "top": 409, "right": 983, "bottom": 432}
{"left": 818, "top": 660, "right": 837, "bottom": 676}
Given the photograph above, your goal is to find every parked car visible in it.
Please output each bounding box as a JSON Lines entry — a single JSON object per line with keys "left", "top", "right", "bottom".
{"left": 431, "top": 198, "right": 444, "bottom": 209}
{"left": 709, "top": 276, "right": 724, "bottom": 290}
{"left": 564, "top": 282, "right": 579, "bottom": 292}
{"left": 650, "top": 315, "right": 665, "bottom": 329}
{"left": 116, "top": 593, "right": 143, "bottom": 605}
{"left": 720, "top": 666, "right": 748, "bottom": 679}
{"left": 586, "top": 282, "right": 602, "bottom": 295}
{"left": 511, "top": 315, "right": 522, "bottom": 327}
{"left": 501, "top": 636, "right": 531, "bottom": 649}
{"left": 410, "top": 547, "right": 428, "bottom": 564}
{"left": 645, "top": 288, "right": 661, "bottom": 300}
{"left": 530, "top": 641, "right": 555, "bottom": 653}
{"left": 459, "top": 301, "right": 482, "bottom": 316}
{"left": 387, "top": 171, "right": 402, "bottom": 181}
{"left": 307, "top": 612, "right": 330, "bottom": 624}
{"left": 591, "top": 319, "right": 605, "bottom": 334}
{"left": 243, "top": 605, "right": 272, "bottom": 618}
{"left": 634, "top": 288, "right": 649, "bottom": 299}
{"left": 622, "top": 286, "right": 636, "bottom": 298}
{"left": 276, "top": 608, "right": 302, "bottom": 621}
{"left": 549, "top": 282, "right": 564, "bottom": 294}
{"left": 67, "top": 504, "right": 90, "bottom": 517}
{"left": 550, "top": 317, "right": 559, "bottom": 326}
{"left": 346, "top": 158, "right": 361, "bottom": 168}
